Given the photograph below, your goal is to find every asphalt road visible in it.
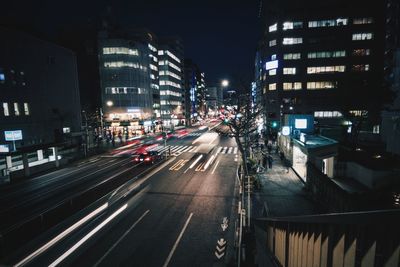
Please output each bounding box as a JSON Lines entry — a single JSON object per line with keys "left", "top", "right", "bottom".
{"left": 4, "top": 126, "right": 240, "bottom": 266}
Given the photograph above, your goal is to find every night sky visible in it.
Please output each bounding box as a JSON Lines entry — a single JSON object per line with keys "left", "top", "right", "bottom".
{"left": 2, "top": 0, "right": 261, "bottom": 86}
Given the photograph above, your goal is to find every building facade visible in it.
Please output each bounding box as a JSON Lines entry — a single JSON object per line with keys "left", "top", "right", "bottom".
{"left": 257, "top": 0, "right": 386, "bottom": 137}
{"left": 184, "top": 59, "right": 206, "bottom": 123}
{"left": 158, "top": 38, "right": 185, "bottom": 128}
{"left": 98, "top": 29, "right": 160, "bottom": 135}
{"left": 0, "top": 27, "right": 82, "bottom": 150}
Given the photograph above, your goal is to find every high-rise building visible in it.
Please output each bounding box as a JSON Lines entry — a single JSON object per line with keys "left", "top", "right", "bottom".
{"left": 158, "top": 38, "right": 185, "bottom": 128}
{"left": 184, "top": 59, "right": 206, "bottom": 123}
{"left": 381, "top": 0, "right": 400, "bottom": 156}
{"left": 257, "top": 0, "right": 386, "bottom": 137}
{"left": 0, "top": 27, "right": 82, "bottom": 149}
{"left": 98, "top": 28, "right": 160, "bottom": 135}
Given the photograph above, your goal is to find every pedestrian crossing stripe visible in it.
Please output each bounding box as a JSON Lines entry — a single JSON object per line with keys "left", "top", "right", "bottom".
{"left": 149, "top": 145, "right": 197, "bottom": 156}
{"left": 187, "top": 132, "right": 202, "bottom": 136}
{"left": 218, "top": 146, "right": 238, "bottom": 154}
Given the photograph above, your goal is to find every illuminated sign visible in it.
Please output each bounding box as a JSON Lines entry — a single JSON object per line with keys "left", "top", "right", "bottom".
{"left": 295, "top": 119, "right": 307, "bottom": 129}
{"left": 63, "top": 127, "right": 71, "bottom": 134}
{"left": 265, "top": 60, "right": 278, "bottom": 70}
{"left": 4, "top": 130, "right": 23, "bottom": 141}
{"left": 0, "top": 144, "right": 9, "bottom": 153}
{"left": 127, "top": 108, "right": 140, "bottom": 113}
{"left": 282, "top": 126, "right": 290, "bottom": 136}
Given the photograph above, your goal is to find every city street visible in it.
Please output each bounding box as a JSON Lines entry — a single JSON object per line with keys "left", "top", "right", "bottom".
{"left": 3, "top": 126, "right": 241, "bottom": 266}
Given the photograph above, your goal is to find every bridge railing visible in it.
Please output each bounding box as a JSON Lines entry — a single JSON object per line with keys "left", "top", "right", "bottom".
{"left": 257, "top": 209, "right": 400, "bottom": 267}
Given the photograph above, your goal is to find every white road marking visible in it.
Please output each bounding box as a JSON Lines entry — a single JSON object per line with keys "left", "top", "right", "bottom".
{"left": 188, "top": 146, "right": 197, "bottom": 152}
{"left": 93, "top": 210, "right": 150, "bottom": 266}
{"left": 221, "top": 147, "right": 227, "bottom": 154}
{"left": 162, "top": 213, "right": 194, "bottom": 267}
{"left": 212, "top": 160, "right": 220, "bottom": 174}
{"left": 233, "top": 147, "right": 238, "bottom": 154}
{"left": 49, "top": 204, "right": 128, "bottom": 267}
{"left": 227, "top": 147, "right": 233, "bottom": 154}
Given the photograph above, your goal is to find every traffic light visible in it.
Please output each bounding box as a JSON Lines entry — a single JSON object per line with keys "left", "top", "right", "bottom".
{"left": 223, "top": 118, "right": 229, "bottom": 125}
{"left": 270, "top": 121, "right": 278, "bottom": 128}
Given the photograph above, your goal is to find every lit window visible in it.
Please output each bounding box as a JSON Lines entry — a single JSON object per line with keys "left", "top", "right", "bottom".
{"left": 148, "top": 43, "right": 157, "bottom": 52}
{"left": 269, "top": 39, "right": 277, "bottom": 47}
{"left": 283, "top": 68, "right": 296, "bottom": 75}
{"left": 103, "top": 47, "right": 139, "bottom": 55}
{"left": 282, "top": 38, "right": 302, "bottom": 45}
{"left": 352, "top": 33, "right": 373, "bottom": 41}
{"left": 14, "top": 102, "right": 20, "bottom": 116}
{"left": 0, "top": 69, "right": 5, "bottom": 83}
{"left": 282, "top": 21, "right": 302, "bottom": 30}
{"left": 271, "top": 54, "right": 277, "bottom": 60}
{"left": 308, "top": 18, "right": 348, "bottom": 28}
{"left": 283, "top": 53, "right": 301, "bottom": 60}
{"left": 166, "top": 50, "right": 181, "bottom": 63}
{"left": 150, "top": 64, "right": 158, "bottom": 71}
{"left": 307, "top": 81, "right": 337, "bottom": 90}
{"left": 269, "top": 23, "right": 277, "bottom": 32}
{"left": 352, "top": 49, "right": 370, "bottom": 56}
{"left": 24, "top": 103, "right": 29, "bottom": 115}
{"left": 307, "top": 65, "right": 345, "bottom": 74}
{"left": 314, "top": 111, "right": 343, "bottom": 118}
{"left": 353, "top": 18, "right": 373, "bottom": 24}
{"left": 269, "top": 69, "right": 276, "bottom": 76}
{"left": 307, "top": 50, "right": 346, "bottom": 58}
{"left": 283, "top": 82, "right": 302, "bottom": 90}
{"left": 158, "top": 50, "right": 164, "bottom": 55}
{"left": 268, "top": 83, "right": 277, "bottom": 90}
{"left": 3, "top": 103, "right": 9, "bottom": 116}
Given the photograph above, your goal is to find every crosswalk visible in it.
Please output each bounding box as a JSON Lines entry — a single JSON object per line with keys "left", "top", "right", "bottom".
{"left": 148, "top": 145, "right": 238, "bottom": 157}
{"left": 216, "top": 146, "right": 238, "bottom": 154}
{"left": 150, "top": 145, "right": 198, "bottom": 156}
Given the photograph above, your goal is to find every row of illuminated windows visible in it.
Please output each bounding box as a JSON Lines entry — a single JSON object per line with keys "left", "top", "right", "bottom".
{"left": 2, "top": 102, "right": 29, "bottom": 116}
{"left": 268, "top": 65, "right": 367, "bottom": 76}
{"left": 314, "top": 111, "right": 343, "bottom": 118}
{"left": 159, "top": 60, "right": 181, "bottom": 72}
{"left": 160, "top": 90, "right": 181, "bottom": 97}
{"left": 160, "top": 100, "right": 182, "bottom": 105}
{"left": 105, "top": 87, "right": 148, "bottom": 94}
{"left": 150, "top": 64, "right": 158, "bottom": 71}
{"left": 148, "top": 43, "right": 157, "bottom": 52}
{"left": 150, "top": 74, "right": 156, "bottom": 80}
{"left": 104, "top": 61, "right": 147, "bottom": 71}
{"left": 352, "top": 33, "right": 373, "bottom": 40}
{"left": 159, "top": 70, "right": 182, "bottom": 80}
{"left": 282, "top": 49, "right": 369, "bottom": 61}
{"left": 151, "top": 83, "right": 159, "bottom": 90}
{"left": 269, "top": 18, "right": 372, "bottom": 32}
{"left": 158, "top": 50, "right": 181, "bottom": 63}
{"left": 309, "top": 18, "right": 348, "bottom": 28}
{"left": 159, "top": 80, "right": 181, "bottom": 88}
{"left": 103, "top": 47, "right": 139, "bottom": 56}
{"left": 271, "top": 34, "right": 372, "bottom": 47}
{"left": 307, "top": 66, "right": 346, "bottom": 74}
{"left": 267, "top": 81, "right": 337, "bottom": 91}
{"left": 149, "top": 54, "right": 158, "bottom": 62}
{"left": 166, "top": 51, "right": 181, "bottom": 63}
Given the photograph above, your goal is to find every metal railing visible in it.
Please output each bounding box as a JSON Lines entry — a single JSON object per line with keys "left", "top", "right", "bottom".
{"left": 257, "top": 209, "right": 400, "bottom": 267}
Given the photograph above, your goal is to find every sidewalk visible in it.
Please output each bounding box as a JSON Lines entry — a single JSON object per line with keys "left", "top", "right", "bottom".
{"left": 249, "top": 149, "right": 322, "bottom": 267}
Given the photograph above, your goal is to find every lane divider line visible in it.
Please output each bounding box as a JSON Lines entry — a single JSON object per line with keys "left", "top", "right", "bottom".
{"left": 162, "top": 213, "right": 194, "bottom": 267}
{"left": 93, "top": 210, "right": 150, "bottom": 266}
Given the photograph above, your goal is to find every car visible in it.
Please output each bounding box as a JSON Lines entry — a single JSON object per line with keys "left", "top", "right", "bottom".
{"left": 133, "top": 151, "right": 161, "bottom": 164}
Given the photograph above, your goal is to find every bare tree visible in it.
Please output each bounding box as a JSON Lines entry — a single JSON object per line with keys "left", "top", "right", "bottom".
{"left": 222, "top": 80, "right": 260, "bottom": 176}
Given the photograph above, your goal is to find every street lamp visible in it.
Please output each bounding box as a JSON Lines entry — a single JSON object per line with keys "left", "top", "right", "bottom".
{"left": 221, "top": 79, "right": 229, "bottom": 87}
{"left": 106, "top": 100, "right": 113, "bottom": 107}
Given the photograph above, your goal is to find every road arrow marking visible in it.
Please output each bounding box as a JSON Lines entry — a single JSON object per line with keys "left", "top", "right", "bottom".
{"left": 216, "top": 245, "right": 226, "bottom": 253}
{"left": 217, "top": 238, "right": 226, "bottom": 246}
{"left": 215, "top": 251, "right": 225, "bottom": 259}
{"left": 223, "top": 217, "right": 228, "bottom": 224}
{"left": 221, "top": 223, "right": 228, "bottom": 231}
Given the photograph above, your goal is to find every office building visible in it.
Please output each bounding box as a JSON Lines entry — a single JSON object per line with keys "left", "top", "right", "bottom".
{"left": 98, "top": 28, "right": 160, "bottom": 135}
{"left": 184, "top": 59, "right": 206, "bottom": 123}
{"left": 158, "top": 37, "right": 185, "bottom": 128}
{"left": 257, "top": 0, "right": 386, "bottom": 136}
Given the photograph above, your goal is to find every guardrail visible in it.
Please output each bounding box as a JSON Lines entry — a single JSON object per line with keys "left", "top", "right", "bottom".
{"left": 0, "top": 159, "right": 165, "bottom": 259}
{"left": 257, "top": 209, "right": 400, "bottom": 267}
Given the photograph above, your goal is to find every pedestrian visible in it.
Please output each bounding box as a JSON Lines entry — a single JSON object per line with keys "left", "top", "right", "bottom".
{"left": 285, "top": 159, "right": 290, "bottom": 173}
{"left": 262, "top": 154, "right": 268, "bottom": 169}
{"left": 268, "top": 154, "right": 273, "bottom": 169}
{"left": 267, "top": 142, "right": 272, "bottom": 154}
